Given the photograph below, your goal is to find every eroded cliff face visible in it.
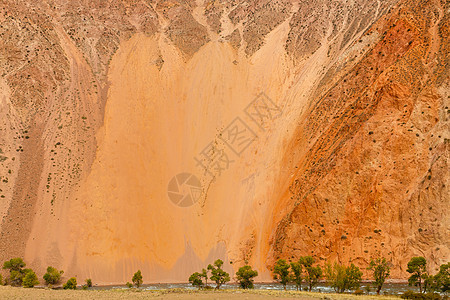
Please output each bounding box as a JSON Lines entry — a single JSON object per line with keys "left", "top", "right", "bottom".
{"left": 271, "top": 0, "right": 450, "bottom": 279}
{"left": 0, "top": 0, "right": 448, "bottom": 283}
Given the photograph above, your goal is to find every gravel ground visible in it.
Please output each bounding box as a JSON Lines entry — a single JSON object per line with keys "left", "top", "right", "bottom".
{"left": 0, "top": 286, "right": 400, "bottom": 300}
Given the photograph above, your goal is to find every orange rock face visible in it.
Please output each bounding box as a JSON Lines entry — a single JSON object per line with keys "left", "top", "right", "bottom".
{"left": 0, "top": 0, "right": 448, "bottom": 284}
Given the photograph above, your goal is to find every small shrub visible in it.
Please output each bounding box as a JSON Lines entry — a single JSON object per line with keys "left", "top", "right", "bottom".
{"left": 85, "top": 278, "right": 92, "bottom": 287}
{"left": 401, "top": 291, "right": 442, "bottom": 300}
{"left": 43, "top": 266, "right": 64, "bottom": 286}
{"left": 3, "top": 258, "right": 26, "bottom": 286}
{"left": 22, "top": 270, "right": 39, "bottom": 288}
{"left": 81, "top": 278, "right": 93, "bottom": 290}
{"left": 354, "top": 289, "right": 364, "bottom": 295}
{"left": 3, "top": 258, "right": 25, "bottom": 271}
{"left": 189, "top": 272, "right": 204, "bottom": 289}
{"left": 126, "top": 282, "right": 133, "bottom": 288}
{"left": 401, "top": 291, "right": 415, "bottom": 299}
{"left": 9, "top": 270, "right": 24, "bottom": 286}
{"left": 63, "top": 277, "right": 77, "bottom": 290}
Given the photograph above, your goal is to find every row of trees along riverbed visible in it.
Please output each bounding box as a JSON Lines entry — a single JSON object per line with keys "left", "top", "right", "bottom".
{"left": 189, "top": 256, "right": 449, "bottom": 298}
{"left": 1, "top": 256, "right": 448, "bottom": 300}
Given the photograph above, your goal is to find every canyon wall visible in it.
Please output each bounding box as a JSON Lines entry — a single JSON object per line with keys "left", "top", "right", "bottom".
{"left": 0, "top": 0, "right": 448, "bottom": 283}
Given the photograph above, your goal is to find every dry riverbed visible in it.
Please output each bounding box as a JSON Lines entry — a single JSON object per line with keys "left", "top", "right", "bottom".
{"left": 0, "top": 286, "right": 401, "bottom": 299}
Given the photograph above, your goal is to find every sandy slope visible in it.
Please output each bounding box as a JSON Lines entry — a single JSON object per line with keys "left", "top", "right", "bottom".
{"left": 53, "top": 26, "right": 308, "bottom": 282}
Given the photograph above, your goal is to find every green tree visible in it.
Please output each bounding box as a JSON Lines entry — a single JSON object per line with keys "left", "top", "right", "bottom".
{"left": 63, "top": 277, "right": 77, "bottom": 290}
{"left": 85, "top": 278, "right": 92, "bottom": 287}
{"left": 3, "top": 258, "right": 25, "bottom": 271}
{"left": 3, "top": 258, "right": 27, "bottom": 286}
{"left": 22, "top": 270, "right": 39, "bottom": 288}
{"left": 9, "top": 270, "right": 24, "bottom": 286}
{"left": 325, "top": 263, "right": 345, "bottom": 293}
{"left": 273, "top": 259, "right": 290, "bottom": 290}
{"left": 306, "top": 266, "right": 322, "bottom": 292}
{"left": 368, "top": 257, "right": 390, "bottom": 295}
{"left": 208, "top": 259, "right": 230, "bottom": 289}
{"left": 433, "top": 262, "right": 449, "bottom": 293}
{"left": 43, "top": 266, "right": 64, "bottom": 286}
{"left": 423, "top": 274, "right": 434, "bottom": 293}
{"left": 407, "top": 257, "right": 427, "bottom": 293}
{"left": 189, "top": 272, "right": 204, "bottom": 289}
{"left": 301, "top": 256, "right": 322, "bottom": 291}
{"left": 300, "top": 256, "right": 314, "bottom": 268}
{"left": 200, "top": 268, "right": 209, "bottom": 288}
{"left": 346, "top": 264, "right": 363, "bottom": 290}
{"left": 236, "top": 265, "right": 258, "bottom": 289}
{"left": 325, "top": 262, "right": 362, "bottom": 293}
{"left": 132, "top": 270, "right": 143, "bottom": 288}
{"left": 290, "top": 261, "right": 303, "bottom": 291}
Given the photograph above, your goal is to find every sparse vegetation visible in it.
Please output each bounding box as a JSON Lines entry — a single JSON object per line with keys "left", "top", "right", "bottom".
{"left": 189, "top": 259, "right": 230, "bottom": 290}
{"left": 82, "top": 278, "right": 93, "bottom": 289}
